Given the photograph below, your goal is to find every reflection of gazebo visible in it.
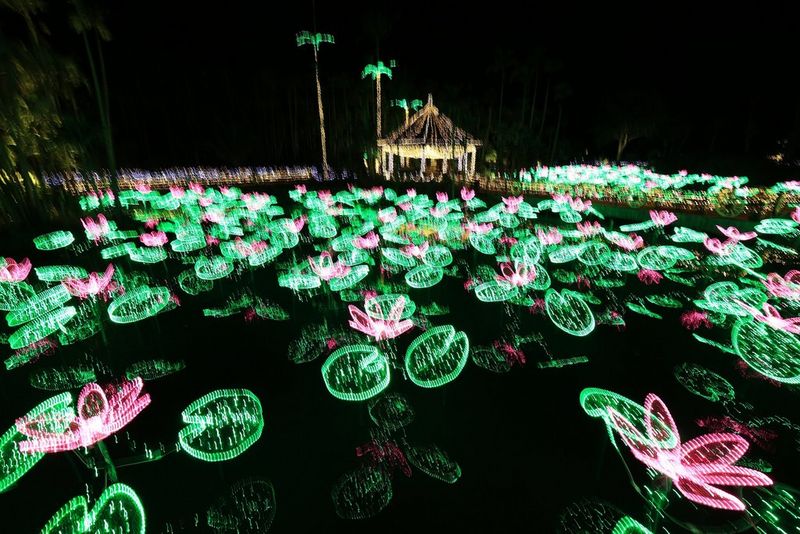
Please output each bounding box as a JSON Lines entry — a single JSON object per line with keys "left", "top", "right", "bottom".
{"left": 378, "top": 94, "right": 481, "bottom": 178}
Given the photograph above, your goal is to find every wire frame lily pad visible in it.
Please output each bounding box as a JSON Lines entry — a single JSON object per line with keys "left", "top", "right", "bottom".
{"left": 404, "top": 443, "right": 462, "bottom": 483}
{"left": 321, "top": 345, "right": 390, "bottom": 401}
{"left": 405, "top": 325, "right": 469, "bottom": 388}
{"left": 405, "top": 265, "right": 444, "bottom": 289}
{"left": 545, "top": 289, "right": 595, "bottom": 336}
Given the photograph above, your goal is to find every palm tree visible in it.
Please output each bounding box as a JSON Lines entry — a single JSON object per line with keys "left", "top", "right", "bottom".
{"left": 68, "top": 0, "right": 116, "bottom": 196}
{"left": 362, "top": 60, "right": 394, "bottom": 173}
{"left": 297, "top": 31, "right": 334, "bottom": 180}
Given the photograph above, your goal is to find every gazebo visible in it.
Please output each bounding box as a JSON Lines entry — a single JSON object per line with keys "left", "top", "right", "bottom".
{"left": 378, "top": 94, "right": 481, "bottom": 178}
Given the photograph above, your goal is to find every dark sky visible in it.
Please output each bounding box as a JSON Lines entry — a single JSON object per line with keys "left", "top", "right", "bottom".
{"left": 53, "top": 1, "right": 800, "bottom": 171}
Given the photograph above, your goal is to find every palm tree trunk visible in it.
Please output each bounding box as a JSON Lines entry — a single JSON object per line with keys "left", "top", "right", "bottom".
{"left": 313, "top": 48, "right": 329, "bottom": 179}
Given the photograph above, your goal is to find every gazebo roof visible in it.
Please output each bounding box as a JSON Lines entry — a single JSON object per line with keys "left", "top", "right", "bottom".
{"left": 379, "top": 94, "right": 481, "bottom": 148}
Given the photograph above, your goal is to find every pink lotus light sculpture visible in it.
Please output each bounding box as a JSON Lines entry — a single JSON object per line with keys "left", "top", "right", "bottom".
{"left": 498, "top": 236, "right": 518, "bottom": 246}
{"left": 791, "top": 206, "right": 800, "bottom": 224}
{"left": 0, "top": 257, "right": 32, "bottom": 283}
{"left": 234, "top": 238, "right": 267, "bottom": 258}
{"left": 318, "top": 190, "right": 333, "bottom": 206}
{"left": 435, "top": 192, "right": 449, "bottom": 202}
{"left": 537, "top": 228, "right": 563, "bottom": 246}
{"left": 613, "top": 233, "right": 645, "bottom": 251}
{"left": 198, "top": 196, "right": 214, "bottom": 207}
{"left": 608, "top": 393, "right": 772, "bottom": 511}
{"left": 637, "top": 269, "right": 663, "bottom": 285}
{"left": 353, "top": 232, "right": 379, "bottom": 250}
{"left": 461, "top": 187, "right": 475, "bottom": 201}
{"left": 496, "top": 261, "right": 536, "bottom": 287}
{"left": 360, "top": 289, "right": 378, "bottom": 300}
{"left": 188, "top": 182, "right": 204, "bottom": 194}
{"left": 501, "top": 196, "right": 523, "bottom": 214}
{"left": 737, "top": 302, "right": 800, "bottom": 334}
{"left": 650, "top": 210, "right": 678, "bottom": 227}
{"left": 568, "top": 196, "right": 591, "bottom": 212}
{"left": 356, "top": 439, "right": 412, "bottom": 477}
{"left": 205, "top": 235, "right": 220, "bottom": 246}
{"left": 398, "top": 202, "right": 412, "bottom": 212}
{"left": 295, "top": 184, "right": 307, "bottom": 194}
{"left": 16, "top": 378, "right": 151, "bottom": 453}
{"left": 243, "top": 193, "right": 268, "bottom": 212}
{"left": 63, "top": 264, "right": 116, "bottom": 299}
{"left": 716, "top": 226, "right": 756, "bottom": 242}
{"left": 379, "top": 209, "right": 397, "bottom": 224}
{"left": 202, "top": 211, "right": 224, "bottom": 224}
{"left": 528, "top": 298, "right": 546, "bottom": 314}
{"left": 348, "top": 298, "right": 413, "bottom": 341}
{"left": 494, "top": 341, "right": 526, "bottom": 366}
{"left": 144, "top": 219, "right": 159, "bottom": 230}
{"left": 401, "top": 242, "right": 429, "bottom": 259}
{"left": 577, "top": 221, "right": 602, "bottom": 237}
{"left": 134, "top": 182, "right": 151, "bottom": 194}
{"left": 703, "top": 237, "right": 734, "bottom": 256}
{"left": 82, "top": 214, "right": 111, "bottom": 241}
{"left": 406, "top": 188, "right": 417, "bottom": 198}
{"left": 680, "top": 310, "right": 711, "bottom": 330}
{"left": 285, "top": 216, "right": 307, "bottom": 234}
{"left": 309, "top": 252, "right": 351, "bottom": 281}
{"left": 139, "top": 231, "right": 168, "bottom": 247}
{"left": 169, "top": 186, "right": 185, "bottom": 198}
{"left": 763, "top": 271, "right": 800, "bottom": 300}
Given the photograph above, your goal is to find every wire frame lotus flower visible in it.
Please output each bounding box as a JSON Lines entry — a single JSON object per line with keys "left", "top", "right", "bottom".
{"left": 608, "top": 393, "right": 772, "bottom": 511}
{"left": 736, "top": 302, "right": 800, "bottom": 334}
{"left": 763, "top": 271, "right": 800, "bottom": 300}
{"left": 501, "top": 196, "right": 523, "bottom": 214}
{"left": 62, "top": 263, "right": 116, "bottom": 299}
{"left": 716, "top": 226, "right": 756, "bottom": 242}
{"left": 496, "top": 261, "right": 536, "bottom": 287}
{"left": 0, "top": 257, "right": 32, "bottom": 283}
{"left": 308, "top": 252, "right": 351, "bottom": 281}
{"left": 649, "top": 210, "right": 678, "bottom": 227}
{"left": 460, "top": 187, "right": 475, "bottom": 201}
{"left": 348, "top": 297, "right": 413, "bottom": 341}
{"left": 139, "top": 231, "right": 168, "bottom": 247}
{"left": 82, "top": 214, "right": 111, "bottom": 241}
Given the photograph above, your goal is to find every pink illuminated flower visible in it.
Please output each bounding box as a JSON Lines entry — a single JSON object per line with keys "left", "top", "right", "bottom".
{"left": 285, "top": 216, "right": 306, "bottom": 234}
{"left": 716, "top": 226, "right": 756, "bottom": 242}
{"left": 528, "top": 298, "right": 545, "bottom": 314}
{"left": 401, "top": 242, "right": 429, "bottom": 259}
{"left": 139, "top": 231, "right": 168, "bottom": 247}
{"left": 202, "top": 211, "right": 224, "bottom": 224}
{"left": 234, "top": 238, "right": 267, "bottom": 258}
{"left": 353, "top": 232, "right": 379, "bottom": 250}
{"left": 650, "top": 210, "right": 678, "bottom": 227}
{"left": 577, "top": 221, "right": 602, "bottom": 237}
{"left": 496, "top": 261, "right": 536, "bottom": 287}
{"left": 379, "top": 209, "right": 398, "bottom": 224}
{"left": 612, "top": 233, "right": 644, "bottom": 251}
{"left": 501, "top": 195, "right": 523, "bottom": 214}
{"left": 356, "top": 439, "right": 412, "bottom": 477}
{"left": 608, "top": 393, "right": 772, "bottom": 511}
{"left": 406, "top": 188, "right": 417, "bottom": 198}
{"left": 703, "top": 237, "right": 735, "bottom": 256}
{"left": 348, "top": 298, "right": 413, "bottom": 341}
{"left": 188, "top": 182, "right": 204, "bottom": 194}
{"left": 243, "top": 193, "right": 268, "bottom": 212}
{"left": 637, "top": 269, "right": 663, "bottom": 285}
{"left": 169, "top": 186, "right": 185, "bottom": 198}
{"left": 763, "top": 271, "right": 800, "bottom": 300}
{"left": 318, "top": 190, "right": 333, "bottom": 205}
{"left": 0, "top": 257, "right": 32, "bottom": 283}
{"left": 134, "top": 182, "right": 151, "bottom": 194}
{"left": 326, "top": 337, "right": 338, "bottom": 350}
{"left": 494, "top": 340, "right": 526, "bottom": 366}
{"left": 575, "top": 274, "right": 592, "bottom": 289}
{"left": 144, "top": 219, "right": 159, "bottom": 230}
{"left": 791, "top": 206, "right": 800, "bottom": 224}
{"left": 537, "top": 227, "right": 563, "bottom": 246}
{"left": 198, "top": 196, "right": 213, "bottom": 207}
{"left": 82, "top": 214, "right": 111, "bottom": 241}
{"left": 309, "top": 252, "right": 351, "bottom": 281}
{"left": 463, "top": 278, "right": 475, "bottom": 291}
{"left": 499, "top": 236, "right": 518, "bottom": 246}
{"left": 461, "top": 187, "right": 475, "bottom": 201}
{"left": 436, "top": 191, "right": 449, "bottom": 202}
{"left": 398, "top": 202, "right": 412, "bottom": 212}
{"left": 63, "top": 264, "right": 115, "bottom": 299}
{"left": 569, "top": 196, "right": 591, "bottom": 212}
{"left": 680, "top": 310, "right": 711, "bottom": 330}
{"left": 219, "top": 186, "right": 231, "bottom": 196}
{"left": 295, "top": 184, "right": 307, "bottom": 194}
{"left": 205, "top": 235, "right": 220, "bottom": 246}
{"left": 16, "top": 378, "right": 151, "bottom": 453}
{"left": 737, "top": 302, "right": 800, "bottom": 334}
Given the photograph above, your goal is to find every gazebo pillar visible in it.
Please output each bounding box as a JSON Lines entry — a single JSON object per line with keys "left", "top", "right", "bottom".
{"left": 442, "top": 158, "right": 448, "bottom": 174}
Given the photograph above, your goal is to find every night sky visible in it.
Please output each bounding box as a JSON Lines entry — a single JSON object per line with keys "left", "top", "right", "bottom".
{"left": 18, "top": 2, "right": 800, "bottom": 177}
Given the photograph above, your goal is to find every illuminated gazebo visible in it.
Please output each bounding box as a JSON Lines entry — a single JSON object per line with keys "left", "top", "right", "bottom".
{"left": 378, "top": 94, "right": 481, "bottom": 178}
